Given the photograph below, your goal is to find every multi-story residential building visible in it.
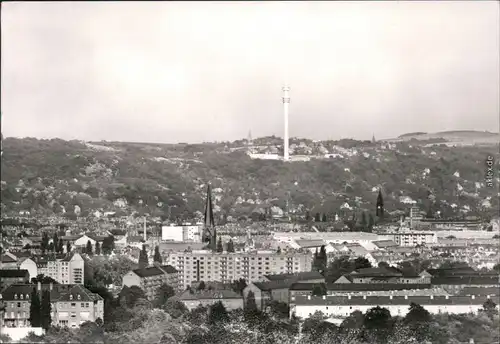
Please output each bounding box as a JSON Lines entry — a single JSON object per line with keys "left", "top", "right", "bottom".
{"left": 177, "top": 289, "right": 243, "bottom": 311}
{"left": 122, "top": 264, "right": 180, "bottom": 300}
{"left": 165, "top": 249, "right": 313, "bottom": 288}
{"left": 381, "top": 231, "right": 437, "bottom": 247}
{"left": 0, "top": 270, "right": 30, "bottom": 290}
{"left": 290, "top": 294, "right": 500, "bottom": 322}
{"left": 0, "top": 283, "right": 104, "bottom": 328}
{"left": 19, "top": 253, "right": 84, "bottom": 284}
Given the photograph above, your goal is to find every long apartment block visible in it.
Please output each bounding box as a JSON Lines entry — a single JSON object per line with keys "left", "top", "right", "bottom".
{"left": 165, "top": 250, "right": 313, "bottom": 287}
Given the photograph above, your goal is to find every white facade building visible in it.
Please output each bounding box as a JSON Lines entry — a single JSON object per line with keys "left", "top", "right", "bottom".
{"left": 290, "top": 295, "right": 499, "bottom": 320}
{"left": 19, "top": 253, "right": 84, "bottom": 284}
{"left": 161, "top": 225, "right": 202, "bottom": 242}
{"left": 162, "top": 225, "right": 184, "bottom": 241}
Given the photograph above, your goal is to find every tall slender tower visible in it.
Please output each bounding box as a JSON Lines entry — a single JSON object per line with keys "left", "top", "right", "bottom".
{"left": 202, "top": 183, "right": 216, "bottom": 250}
{"left": 282, "top": 86, "right": 290, "bottom": 161}
{"left": 143, "top": 216, "right": 147, "bottom": 242}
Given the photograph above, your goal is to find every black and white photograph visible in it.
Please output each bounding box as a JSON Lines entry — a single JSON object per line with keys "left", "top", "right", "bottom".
{"left": 0, "top": 1, "right": 499, "bottom": 343}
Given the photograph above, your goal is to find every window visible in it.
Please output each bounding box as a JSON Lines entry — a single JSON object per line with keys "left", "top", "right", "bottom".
{"left": 14, "top": 294, "right": 18, "bottom": 300}
{"left": 20, "top": 294, "right": 23, "bottom": 300}
{"left": 17, "top": 302, "right": 21, "bottom": 308}
{"left": 81, "top": 303, "right": 85, "bottom": 307}
{"left": 71, "top": 303, "right": 76, "bottom": 308}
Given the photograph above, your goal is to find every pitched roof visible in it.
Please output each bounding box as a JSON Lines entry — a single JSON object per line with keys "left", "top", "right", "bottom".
{"left": 293, "top": 295, "right": 499, "bottom": 306}
{"left": 1, "top": 254, "right": 17, "bottom": 263}
{"left": 131, "top": 265, "right": 178, "bottom": 278}
{"left": 459, "top": 287, "right": 500, "bottom": 296}
{"left": 132, "top": 267, "right": 165, "bottom": 278}
{"left": 158, "top": 265, "right": 178, "bottom": 274}
{"left": 372, "top": 240, "right": 398, "bottom": 249}
{"left": 178, "top": 289, "right": 241, "bottom": 301}
{"left": 264, "top": 271, "right": 324, "bottom": 282}
{"left": 431, "top": 276, "right": 499, "bottom": 285}
{"left": 295, "top": 239, "right": 325, "bottom": 248}
{"left": 290, "top": 282, "right": 432, "bottom": 292}
{"left": 0, "top": 269, "right": 30, "bottom": 278}
{"left": 0, "top": 284, "right": 103, "bottom": 302}
{"left": 351, "top": 267, "right": 403, "bottom": 278}
{"left": 253, "top": 280, "right": 295, "bottom": 291}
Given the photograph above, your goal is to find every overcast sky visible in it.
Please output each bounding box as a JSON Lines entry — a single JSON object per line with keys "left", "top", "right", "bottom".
{"left": 1, "top": 1, "right": 499, "bottom": 143}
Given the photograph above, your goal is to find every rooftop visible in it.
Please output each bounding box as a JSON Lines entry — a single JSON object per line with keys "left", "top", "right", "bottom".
{"left": 0, "top": 269, "right": 30, "bottom": 278}
{"left": 264, "top": 271, "right": 324, "bottom": 282}
{"left": 292, "top": 295, "right": 499, "bottom": 306}
{"left": 178, "top": 289, "right": 242, "bottom": 300}
{"left": 1, "top": 284, "right": 103, "bottom": 302}
{"left": 290, "top": 283, "right": 432, "bottom": 292}
{"left": 132, "top": 265, "right": 178, "bottom": 278}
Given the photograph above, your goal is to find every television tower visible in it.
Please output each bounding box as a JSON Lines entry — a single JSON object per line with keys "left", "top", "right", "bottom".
{"left": 282, "top": 86, "right": 290, "bottom": 161}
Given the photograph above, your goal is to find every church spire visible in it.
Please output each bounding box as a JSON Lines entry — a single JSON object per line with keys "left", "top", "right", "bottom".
{"left": 376, "top": 189, "right": 384, "bottom": 218}
{"left": 202, "top": 183, "right": 216, "bottom": 250}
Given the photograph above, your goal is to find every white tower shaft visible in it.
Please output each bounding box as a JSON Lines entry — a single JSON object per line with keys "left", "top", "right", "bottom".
{"left": 282, "top": 86, "right": 290, "bottom": 161}
{"left": 143, "top": 217, "right": 147, "bottom": 242}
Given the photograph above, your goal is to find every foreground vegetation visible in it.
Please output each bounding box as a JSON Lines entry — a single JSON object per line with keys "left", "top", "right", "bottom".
{"left": 3, "top": 290, "right": 498, "bottom": 344}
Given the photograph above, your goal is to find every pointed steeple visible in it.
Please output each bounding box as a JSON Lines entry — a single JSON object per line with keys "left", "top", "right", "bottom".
{"left": 376, "top": 189, "right": 384, "bottom": 217}
{"left": 372, "top": 134, "right": 376, "bottom": 143}
{"left": 202, "top": 183, "right": 216, "bottom": 250}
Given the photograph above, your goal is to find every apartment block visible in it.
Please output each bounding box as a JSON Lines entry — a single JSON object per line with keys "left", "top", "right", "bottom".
{"left": 19, "top": 253, "right": 84, "bottom": 284}
{"left": 165, "top": 250, "right": 313, "bottom": 288}
{"left": 122, "top": 264, "right": 181, "bottom": 300}
{"left": 0, "top": 283, "right": 104, "bottom": 328}
{"left": 381, "top": 231, "right": 437, "bottom": 247}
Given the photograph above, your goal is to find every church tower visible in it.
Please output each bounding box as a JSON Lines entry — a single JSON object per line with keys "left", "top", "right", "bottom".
{"left": 376, "top": 189, "right": 384, "bottom": 218}
{"left": 202, "top": 183, "right": 216, "bottom": 250}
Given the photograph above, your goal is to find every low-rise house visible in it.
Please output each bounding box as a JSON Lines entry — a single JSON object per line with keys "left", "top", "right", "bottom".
{"left": 0, "top": 270, "right": 30, "bottom": 290}
{"left": 243, "top": 271, "right": 325, "bottom": 309}
{"left": 290, "top": 295, "right": 499, "bottom": 321}
{"left": 339, "top": 267, "right": 431, "bottom": 284}
{"left": 289, "top": 282, "right": 440, "bottom": 299}
{"left": 431, "top": 275, "right": 500, "bottom": 294}
{"left": 178, "top": 289, "right": 243, "bottom": 311}
{"left": 0, "top": 282, "right": 104, "bottom": 328}
{"left": 73, "top": 234, "right": 106, "bottom": 251}
{"left": 122, "top": 264, "right": 181, "bottom": 300}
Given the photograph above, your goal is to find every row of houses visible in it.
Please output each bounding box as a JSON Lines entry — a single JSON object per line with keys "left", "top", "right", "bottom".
{"left": 243, "top": 267, "right": 500, "bottom": 311}
{"left": 290, "top": 294, "right": 499, "bottom": 322}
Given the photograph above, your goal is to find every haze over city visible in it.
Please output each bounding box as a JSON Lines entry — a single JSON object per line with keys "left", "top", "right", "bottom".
{"left": 1, "top": 1, "right": 499, "bottom": 143}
